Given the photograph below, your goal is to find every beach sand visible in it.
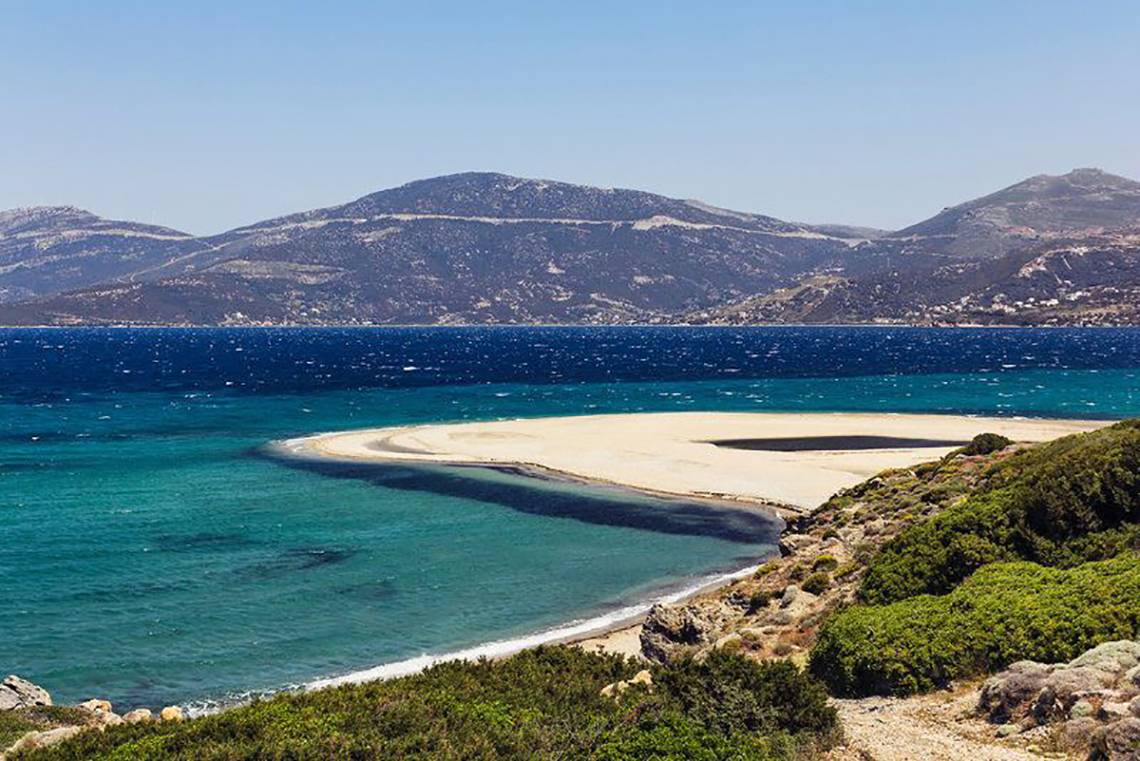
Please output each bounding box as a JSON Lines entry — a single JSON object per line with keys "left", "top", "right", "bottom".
{"left": 284, "top": 412, "right": 1106, "bottom": 515}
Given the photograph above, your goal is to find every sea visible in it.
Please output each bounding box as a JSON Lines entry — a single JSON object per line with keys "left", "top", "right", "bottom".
{"left": 3, "top": 326, "right": 1139, "bottom": 711}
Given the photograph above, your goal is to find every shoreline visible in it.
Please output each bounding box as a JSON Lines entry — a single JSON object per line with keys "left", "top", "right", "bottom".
{"left": 298, "top": 556, "right": 766, "bottom": 698}
{"left": 246, "top": 411, "right": 1111, "bottom": 704}
{"left": 163, "top": 554, "right": 774, "bottom": 716}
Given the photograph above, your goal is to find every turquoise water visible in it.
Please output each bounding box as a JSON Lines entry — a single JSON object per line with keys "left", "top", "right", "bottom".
{"left": 3, "top": 328, "right": 1139, "bottom": 711}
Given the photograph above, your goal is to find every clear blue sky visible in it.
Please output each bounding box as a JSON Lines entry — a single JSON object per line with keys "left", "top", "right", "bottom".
{"left": 2, "top": 0, "right": 1138, "bottom": 235}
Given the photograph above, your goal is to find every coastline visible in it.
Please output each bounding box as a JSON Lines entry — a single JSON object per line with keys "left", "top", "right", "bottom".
{"left": 248, "top": 411, "right": 1112, "bottom": 705}
{"left": 297, "top": 555, "right": 765, "bottom": 695}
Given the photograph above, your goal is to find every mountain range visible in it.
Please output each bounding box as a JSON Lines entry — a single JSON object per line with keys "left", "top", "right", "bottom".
{"left": 2, "top": 168, "right": 1139, "bottom": 326}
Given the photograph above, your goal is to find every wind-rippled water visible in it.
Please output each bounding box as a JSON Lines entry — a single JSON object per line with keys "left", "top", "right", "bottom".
{"left": 2, "top": 326, "right": 1139, "bottom": 710}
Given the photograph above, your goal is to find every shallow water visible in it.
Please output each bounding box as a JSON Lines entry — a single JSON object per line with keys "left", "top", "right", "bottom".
{"left": 2, "top": 326, "right": 1138, "bottom": 710}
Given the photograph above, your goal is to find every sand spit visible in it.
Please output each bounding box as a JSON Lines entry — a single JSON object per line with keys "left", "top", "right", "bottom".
{"left": 281, "top": 412, "right": 1106, "bottom": 515}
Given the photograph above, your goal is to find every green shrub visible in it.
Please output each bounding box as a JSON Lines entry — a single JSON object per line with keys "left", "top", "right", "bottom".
{"left": 653, "top": 651, "right": 837, "bottom": 740}
{"left": 21, "top": 647, "right": 838, "bottom": 760}
{"left": 593, "top": 712, "right": 798, "bottom": 760}
{"left": 801, "top": 572, "right": 830, "bottom": 595}
{"left": 812, "top": 555, "right": 839, "bottom": 572}
{"left": 748, "top": 590, "right": 773, "bottom": 613}
{"left": 861, "top": 421, "right": 1140, "bottom": 605}
{"left": 753, "top": 560, "right": 780, "bottom": 579}
{"left": 810, "top": 553, "right": 1140, "bottom": 697}
{"left": 954, "top": 432, "right": 1013, "bottom": 458}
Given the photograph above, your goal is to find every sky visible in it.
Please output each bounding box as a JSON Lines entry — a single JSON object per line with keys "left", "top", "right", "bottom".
{"left": 2, "top": 0, "right": 1138, "bottom": 235}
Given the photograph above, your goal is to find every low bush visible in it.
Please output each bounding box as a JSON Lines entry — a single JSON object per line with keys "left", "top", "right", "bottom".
{"left": 653, "top": 652, "right": 837, "bottom": 740}
{"left": 21, "top": 647, "right": 837, "bottom": 760}
{"left": 801, "top": 572, "right": 830, "bottom": 595}
{"left": 810, "top": 553, "right": 1140, "bottom": 697}
{"left": 811, "top": 555, "right": 839, "bottom": 572}
{"left": 748, "top": 589, "right": 773, "bottom": 613}
{"left": 861, "top": 420, "right": 1140, "bottom": 605}
{"left": 953, "top": 432, "right": 1013, "bottom": 458}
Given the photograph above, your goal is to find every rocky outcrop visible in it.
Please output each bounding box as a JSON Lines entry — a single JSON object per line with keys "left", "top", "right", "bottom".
{"left": 978, "top": 641, "right": 1140, "bottom": 757}
{"left": 635, "top": 447, "right": 1006, "bottom": 666}
{"left": 0, "top": 675, "right": 51, "bottom": 711}
{"left": 640, "top": 599, "right": 739, "bottom": 663}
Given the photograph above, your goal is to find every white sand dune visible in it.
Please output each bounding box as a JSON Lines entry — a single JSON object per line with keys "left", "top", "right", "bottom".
{"left": 283, "top": 412, "right": 1107, "bottom": 514}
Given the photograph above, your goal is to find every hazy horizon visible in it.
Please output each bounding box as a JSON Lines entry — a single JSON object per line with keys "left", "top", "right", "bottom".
{"left": 3, "top": 1, "right": 1138, "bottom": 235}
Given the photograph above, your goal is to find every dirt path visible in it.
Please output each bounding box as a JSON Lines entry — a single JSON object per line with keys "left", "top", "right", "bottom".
{"left": 824, "top": 688, "right": 1067, "bottom": 761}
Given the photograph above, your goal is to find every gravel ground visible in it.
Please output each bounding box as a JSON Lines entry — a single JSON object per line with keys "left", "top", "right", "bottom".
{"left": 823, "top": 685, "right": 1073, "bottom": 761}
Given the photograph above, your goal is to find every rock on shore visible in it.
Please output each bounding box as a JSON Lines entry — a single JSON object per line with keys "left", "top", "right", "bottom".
{"left": 0, "top": 675, "right": 51, "bottom": 711}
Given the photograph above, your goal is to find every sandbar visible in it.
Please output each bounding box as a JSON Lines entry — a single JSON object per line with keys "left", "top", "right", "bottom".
{"left": 280, "top": 412, "right": 1107, "bottom": 514}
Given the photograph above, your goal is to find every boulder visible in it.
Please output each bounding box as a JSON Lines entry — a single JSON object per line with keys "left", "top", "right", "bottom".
{"left": 599, "top": 670, "right": 653, "bottom": 700}
{"left": 78, "top": 698, "right": 122, "bottom": 727}
{"left": 1125, "top": 665, "right": 1140, "bottom": 690}
{"left": 978, "top": 661, "right": 1053, "bottom": 722}
{"left": 777, "top": 533, "right": 814, "bottom": 557}
{"left": 78, "top": 698, "right": 113, "bottom": 715}
{"left": 1100, "top": 701, "right": 1134, "bottom": 721}
{"left": 1070, "top": 699, "right": 1096, "bottom": 719}
{"left": 160, "top": 705, "right": 185, "bottom": 722}
{"left": 6, "top": 725, "right": 83, "bottom": 754}
{"left": 1131, "top": 695, "right": 1140, "bottom": 719}
{"left": 0, "top": 675, "right": 52, "bottom": 710}
{"left": 123, "top": 708, "right": 153, "bottom": 724}
{"left": 640, "top": 600, "right": 734, "bottom": 663}
{"left": 629, "top": 669, "right": 653, "bottom": 688}
{"left": 1033, "top": 667, "right": 1119, "bottom": 719}
{"left": 1058, "top": 717, "right": 1101, "bottom": 752}
{"left": 1093, "top": 717, "right": 1140, "bottom": 761}
{"left": 1070, "top": 641, "right": 1140, "bottom": 676}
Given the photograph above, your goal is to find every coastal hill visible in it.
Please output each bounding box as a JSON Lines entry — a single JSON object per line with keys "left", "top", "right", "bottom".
{"left": 0, "top": 173, "right": 855, "bottom": 325}
{"left": 688, "top": 168, "right": 1140, "bottom": 326}
{"left": 887, "top": 167, "right": 1140, "bottom": 259}
{"left": 0, "top": 207, "right": 196, "bottom": 305}
{"left": 1, "top": 169, "right": 1139, "bottom": 326}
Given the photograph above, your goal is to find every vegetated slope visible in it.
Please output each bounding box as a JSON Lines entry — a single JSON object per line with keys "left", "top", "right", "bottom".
{"left": 0, "top": 207, "right": 195, "bottom": 304}
{"left": 809, "top": 421, "right": 1140, "bottom": 696}
{"left": 16, "top": 648, "right": 838, "bottom": 760}
{"left": 0, "top": 173, "right": 854, "bottom": 325}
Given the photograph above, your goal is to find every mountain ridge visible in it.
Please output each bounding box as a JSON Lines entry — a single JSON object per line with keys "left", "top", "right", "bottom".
{"left": 1, "top": 168, "right": 1138, "bottom": 326}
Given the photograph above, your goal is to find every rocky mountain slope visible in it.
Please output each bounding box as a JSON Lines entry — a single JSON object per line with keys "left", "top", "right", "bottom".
{"left": 0, "top": 173, "right": 855, "bottom": 325}
{"left": 688, "top": 169, "right": 1140, "bottom": 326}
{"left": 0, "top": 207, "right": 195, "bottom": 304}
{"left": 1, "top": 168, "right": 1139, "bottom": 326}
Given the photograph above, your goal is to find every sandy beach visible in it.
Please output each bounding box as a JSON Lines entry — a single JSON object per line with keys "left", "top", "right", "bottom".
{"left": 282, "top": 412, "right": 1106, "bottom": 515}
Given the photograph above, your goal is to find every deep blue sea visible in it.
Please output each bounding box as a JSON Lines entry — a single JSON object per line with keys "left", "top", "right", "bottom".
{"left": 3, "top": 326, "right": 1139, "bottom": 711}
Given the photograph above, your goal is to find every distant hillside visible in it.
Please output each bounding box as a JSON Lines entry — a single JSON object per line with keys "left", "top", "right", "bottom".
{"left": 0, "top": 207, "right": 195, "bottom": 304}
{"left": 2, "top": 168, "right": 1140, "bottom": 326}
{"left": 688, "top": 169, "right": 1140, "bottom": 326}
{"left": 0, "top": 173, "right": 853, "bottom": 325}
{"left": 879, "top": 167, "right": 1140, "bottom": 259}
